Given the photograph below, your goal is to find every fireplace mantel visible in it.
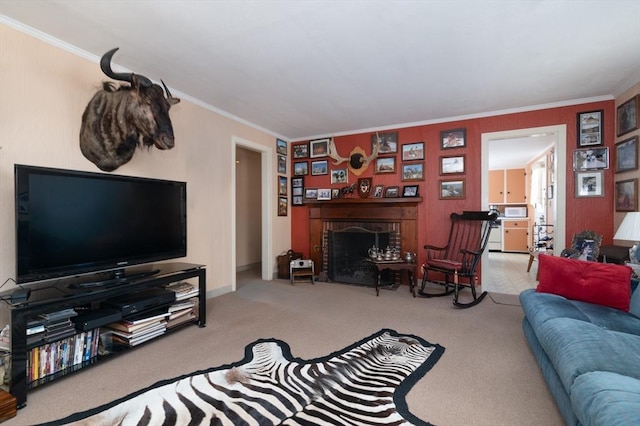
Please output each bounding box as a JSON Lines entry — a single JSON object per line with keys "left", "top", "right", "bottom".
{"left": 307, "top": 198, "right": 422, "bottom": 278}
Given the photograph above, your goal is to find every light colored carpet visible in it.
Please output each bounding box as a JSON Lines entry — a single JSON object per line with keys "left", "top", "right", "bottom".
{"left": 9, "top": 267, "right": 562, "bottom": 425}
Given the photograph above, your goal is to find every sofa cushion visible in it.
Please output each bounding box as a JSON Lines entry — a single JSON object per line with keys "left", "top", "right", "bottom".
{"left": 520, "top": 289, "right": 640, "bottom": 336}
{"left": 537, "top": 254, "right": 632, "bottom": 311}
{"left": 571, "top": 371, "right": 640, "bottom": 426}
{"left": 535, "top": 318, "right": 640, "bottom": 394}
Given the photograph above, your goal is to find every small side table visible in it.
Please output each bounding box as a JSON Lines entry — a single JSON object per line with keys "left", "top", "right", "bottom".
{"left": 367, "top": 260, "right": 417, "bottom": 297}
{"left": 290, "top": 259, "right": 314, "bottom": 285}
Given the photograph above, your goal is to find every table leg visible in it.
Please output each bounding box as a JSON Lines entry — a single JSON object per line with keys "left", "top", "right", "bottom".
{"left": 407, "top": 269, "right": 416, "bottom": 298}
{"left": 376, "top": 269, "right": 381, "bottom": 296}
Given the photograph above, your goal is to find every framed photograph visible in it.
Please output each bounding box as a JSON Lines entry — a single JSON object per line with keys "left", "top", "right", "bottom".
{"left": 292, "top": 143, "right": 308, "bottom": 159}
{"left": 402, "top": 142, "right": 424, "bottom": 161}
{"left": 385, "top": 186, "right": 399, "bottom": 198}
{"left": 310, "top": 138, "right": 330, "bottom": 158}
{"left": 372, "top": 131, "right": 398, "bottom": 154}
{"left": 372, "top": 184, "right": 384, "bottom": 198}
{"left": 615, "top": 178, "right": 638, "bottom": 212}
{"left": 565, "top": 230, "right": 603, "bottom": 261}
{"left": 331, "top": 188, "right": 341, "bottom": 199}
{"left": 277, "top": 154, "right": 287, "bottom": 174}
{"left": 331, "top": 168, "right": 348, "bottom": 184}
{"left": 304, "top": 188, "right": 318, "bottom": 200}
{"left": 277, "top": 196, "right": 287, "bottom": 216}
{"left": 278, "top": 176, "right": 287, "bottom": 196}
{"left": 440, "top": 155, "right": 465, "bottom": 175}
{"left": 572, "top": 147, "right": 608, "bottom": 171}
{"left": 617, "top": 95, "right": 639, "bottom": 137}
{"left": 401, "top": 162, "right": 424, "bottom": 181}
{"left": 276, "top": 139, "right": 287, "bottom": 156}
{"left": 615, "top": 136, "right": 638, "bottom": 173}
{"left": 317, "top": 189, "right": 331, "bottom": 200}
{"left": 402, "top": 185, "right": 419, "bottom": 198}
{"left": 375, "top": 157, "right": 396, "bottom": 174}
{"left": 357, "top": 177, "right": 372, "bottom": 198}
{"left": 292, "top": 195, "right": 304, "bottom": 206}
{"left": 292, "top": 186, "right": 303, "bottom": 196}
{"left": 575, "top": 170, "right": 604, "bottom": 198}
{"left": 311, "top": 160, "right": 328, "bottom": 176}
{"left": 441, "top": 128, "right": 466, "bottom": 149}
{"left": 291, "top": 176, "right": 304, "bottom": 198}
{"left": 439, "top": 179, "right": 465, "bottom": 199}
{"left": 293, "top": 161, "right": 308, "bottom": 176}
{"left": 292, "top": 176, "right": 304, "bottom": 187}
{"left": 577, "top": 110, "right": 604, "bottom": 147}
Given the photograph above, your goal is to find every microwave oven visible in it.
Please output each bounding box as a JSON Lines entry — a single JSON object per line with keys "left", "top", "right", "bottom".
{"left": 504, "top": 207, "right": 527, "bottom": 218}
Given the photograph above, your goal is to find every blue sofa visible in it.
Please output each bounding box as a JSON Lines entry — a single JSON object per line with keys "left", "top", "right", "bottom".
{"left": 520, "top": 257, "right": 640, "bottom": 426}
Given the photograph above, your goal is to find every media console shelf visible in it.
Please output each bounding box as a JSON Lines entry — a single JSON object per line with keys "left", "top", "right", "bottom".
{"left": 0, "top": 262, "right": 206, "bottom": 408}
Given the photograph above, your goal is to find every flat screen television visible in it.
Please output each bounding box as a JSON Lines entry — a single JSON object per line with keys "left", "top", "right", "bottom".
{"left": 15, "top": 164, "right": 187, "bottom": 285}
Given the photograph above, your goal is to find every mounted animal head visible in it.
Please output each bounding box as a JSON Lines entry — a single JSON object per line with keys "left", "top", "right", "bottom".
{"left": 327, "top": 133, "right": 380, "bottom": 176}
{"left": 79, "top": 48, "right": 180, "bottom": 172}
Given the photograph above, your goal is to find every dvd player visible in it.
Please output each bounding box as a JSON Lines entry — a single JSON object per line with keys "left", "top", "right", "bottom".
{"left": 102, "top": 288, "right": 175, "bottom": 316}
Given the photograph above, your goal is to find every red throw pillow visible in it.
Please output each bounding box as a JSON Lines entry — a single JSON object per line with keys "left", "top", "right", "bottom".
{"left": 536, "top": 254, "right": 632, "bottom": 311}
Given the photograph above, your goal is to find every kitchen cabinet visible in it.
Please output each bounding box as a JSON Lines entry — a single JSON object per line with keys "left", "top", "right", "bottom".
{"left": 502, "top": 219, "right": 529, "bottom": 252}
{"left": 488, "top": 168, "right": 526, "bottom": 204}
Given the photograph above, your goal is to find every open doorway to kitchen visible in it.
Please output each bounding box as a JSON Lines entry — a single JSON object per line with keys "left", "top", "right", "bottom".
{"left": 481, "top": 125, "right": 567, "bottom": 295}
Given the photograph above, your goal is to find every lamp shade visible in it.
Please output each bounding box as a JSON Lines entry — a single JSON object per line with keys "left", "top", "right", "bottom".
{"left": 614, "top": 212, "right": 640, "bottom": 241}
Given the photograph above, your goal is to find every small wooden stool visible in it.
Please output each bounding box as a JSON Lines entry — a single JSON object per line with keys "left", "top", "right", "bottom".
{"left": 290, "top": 259, "right": 314, "bottom": 285}
{"left": 0, "top": 390, "right": 17, "bottom": 422}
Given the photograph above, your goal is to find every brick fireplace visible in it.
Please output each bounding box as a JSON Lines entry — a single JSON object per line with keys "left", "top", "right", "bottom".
{"left": 306, "top": 198, "right": 421, "bottom": 284}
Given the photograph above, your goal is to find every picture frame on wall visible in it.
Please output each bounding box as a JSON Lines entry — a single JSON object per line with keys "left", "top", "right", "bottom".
{"left": 617, "top": 95, "right": 639, "bottom": 137}
{"left": 375, "top": 157, "right": 396, "bottom": 174}
{"left": 572, "top": 147, "right": 608, "bottom": 171}
{"left": 311, "top": 160, "right": 328, "bottom": 175}
{"left": 372, "top": 131, "right": 398, "bottom": 154}
{"left": 278, "top": 176, "right": 287, "bottom": 196}
{"left": 276, "top": 139, "right": 287, "bottom": 156}
{"left": 401, "top": 162, "right": 424, "bottom": 181}
{"left": 372, "top": 184, "right": 384, "bottom": 198}
{"left": 440, "top": 128, "right": 466, "bottom": 149}
{"left": 331, "top": 188, "right": 341, "bottom": 199}
{"left": 310, "top": 138, "right": 330, "bottom": 158}
{"left": 317, "top": 189, "right": 331, "bottom": 201}
{"left": 293, "top": 161, "right": 308, "bottom": 176}
{"left": 615, "top": 178, "right": 638, "bottom": 212}
{"left": 575, "top": 170, "right": 604, "bottom": 198}
{"left": 401, "top": 142, "right": 424, "bottom": 161}
{"left": 331, "top": 168, "right": 348, "bottom": 184}
{"left": 291, "top": 176, "right": 304, "bottom": 207}
{"left": 292, "top": 143, "right": 308, "bottom": 159}
{"left": 439, "top": 179, "right": 465, "bottom": 199}
{"left": 292, "top": 195, "right": 304, "bottom": 206}
{"left": 304, "top": 188, "right": 318, "bottom": 200}
{"left": 615, "top": 136, "right": 638, "bottom": 173}
{"left": 277, "top": 154, "right": 286, "bottom": 174}
{"left": 576, "top": 110, "right": 604, "bottom": 147}
{"left": 440, "top": 155, "right": 465, "bottom": 175}
{"left": 277, "top": 196, "right": 287, "bottom": 216}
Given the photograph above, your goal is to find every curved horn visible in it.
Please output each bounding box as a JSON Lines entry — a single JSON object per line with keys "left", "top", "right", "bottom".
{"left": 362, "top": 132, "right": 381, "bottom": 167}
{"left": 328, "top": 138, "right": 349, "bottom": 165}
{"left": 100, "top": 47, "right": 153, "bottom": 88}
{"left": 161, "top": 80, "right": 181, "bottom": 105}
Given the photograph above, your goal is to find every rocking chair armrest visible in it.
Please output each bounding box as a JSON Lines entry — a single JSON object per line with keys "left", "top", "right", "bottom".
{"left": 460, "top": 248, "right": 481, "bottom": 256}
{"left": 424, "top": 244, "right": 446, "bottom": 252}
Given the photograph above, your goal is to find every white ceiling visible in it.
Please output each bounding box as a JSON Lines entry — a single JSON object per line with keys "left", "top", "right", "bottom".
{"left": 1, "top": 1, "right": 639, "bottom": 152}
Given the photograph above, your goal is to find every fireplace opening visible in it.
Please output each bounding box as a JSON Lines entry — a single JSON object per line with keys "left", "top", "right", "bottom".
{"left": 327, "top": 227, "right": 393, "bottom": 285}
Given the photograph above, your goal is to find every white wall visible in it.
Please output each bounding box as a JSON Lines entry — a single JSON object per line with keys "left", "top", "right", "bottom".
{"left": 0, "top": 24, "right": 292, "bottom": 296}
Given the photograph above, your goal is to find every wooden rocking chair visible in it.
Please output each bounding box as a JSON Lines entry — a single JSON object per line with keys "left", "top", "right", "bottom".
{"left": 419, "top": 211, "right": 498, "bottom": 308}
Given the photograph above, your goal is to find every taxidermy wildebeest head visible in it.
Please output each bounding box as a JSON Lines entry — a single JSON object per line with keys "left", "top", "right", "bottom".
{"left": 80, "top": 48, "right": 180, "bottom": 172}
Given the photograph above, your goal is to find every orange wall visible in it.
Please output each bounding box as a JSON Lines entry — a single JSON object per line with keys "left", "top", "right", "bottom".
{"left": 291, "top": 100, "right": 616, "bottom": 267}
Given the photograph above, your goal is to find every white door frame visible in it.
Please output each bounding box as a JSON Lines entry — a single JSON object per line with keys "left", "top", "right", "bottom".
{"left": 480, "top": 125, "right": 567, "bottom": 293}
{"left": 231, "top": 136, "right": 274, "bottom": 291}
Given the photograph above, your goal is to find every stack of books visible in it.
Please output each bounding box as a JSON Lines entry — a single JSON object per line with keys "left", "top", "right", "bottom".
{"left": 105, "top": 309, "right": 169, "bottom": 347}
{"left": 166, "top": 281, "right": 199, "bottom": 301}
{"left": 165, "top": 281, "right": 199, "bottom": 328}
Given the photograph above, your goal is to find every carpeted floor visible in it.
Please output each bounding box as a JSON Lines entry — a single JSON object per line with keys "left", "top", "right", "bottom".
{"left": 6, "top": 267, "right": 562, "bottom": 425}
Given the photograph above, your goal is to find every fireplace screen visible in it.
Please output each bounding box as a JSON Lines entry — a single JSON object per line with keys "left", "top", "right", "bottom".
{"left": 327, "top": 227, "right": 393, "bottom": 285}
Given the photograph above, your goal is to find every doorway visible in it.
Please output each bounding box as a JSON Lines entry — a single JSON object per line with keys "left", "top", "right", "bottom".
{"left": 480, "top": 125, "right": 567, "bottom": 294}
{"left": 231, "top": 136, "right": 274, "bottom": 291}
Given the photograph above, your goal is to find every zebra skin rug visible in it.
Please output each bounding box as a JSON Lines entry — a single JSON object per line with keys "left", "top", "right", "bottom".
{"left": 43, "top": 329, "right": 444, "bottom": 426}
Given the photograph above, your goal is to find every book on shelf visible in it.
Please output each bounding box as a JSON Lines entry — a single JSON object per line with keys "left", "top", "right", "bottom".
{"left": 120, "top": 308, "right": 169, "bottom": 326}
{"left": 107, "top": 317, "right": 166, "bottom": 335}
{"left": 166, "top": 311, "right": 196, "bottom": 329}
{"left": 166, "top": 281, "right": 199, "bottom": 301}
{"left": 168, "top": 299, "right": 196, "bottom": 313}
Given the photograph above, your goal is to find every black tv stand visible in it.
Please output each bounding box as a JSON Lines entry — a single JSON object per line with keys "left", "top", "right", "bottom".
{"left": 67, "top": 269, "right": 161, "bottom": 289}
{"left": 1, "top": 262, "right": 206, "bottom": 408}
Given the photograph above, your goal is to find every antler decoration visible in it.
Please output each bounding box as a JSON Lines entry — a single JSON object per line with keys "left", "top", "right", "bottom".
{"left": 327, "top": 133, "right": 380, "bottom": 176}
